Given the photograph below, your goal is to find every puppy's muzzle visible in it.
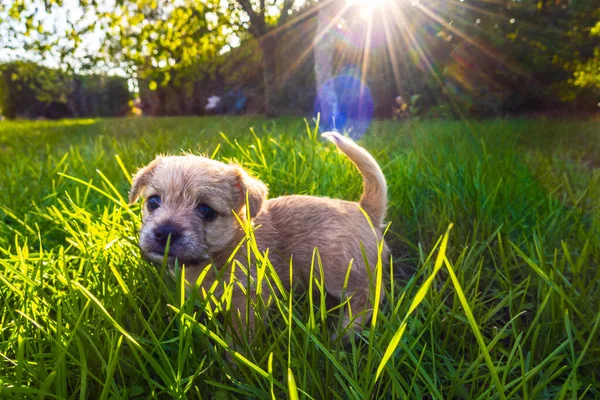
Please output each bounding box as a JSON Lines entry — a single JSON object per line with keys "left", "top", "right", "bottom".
{"left": 142, "top": 222, "right": 208, "bottom": 267}
{"left": 153, "top": 224, "right": 182, "bottom": 248}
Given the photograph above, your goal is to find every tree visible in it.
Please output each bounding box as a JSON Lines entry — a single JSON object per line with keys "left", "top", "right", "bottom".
{"left": 104, "top": 0, "right": 224, "bottom": 81}
{"left": 225, "top": 0, "right": 314, "bottom": 116}
{"left": 103, "top": 0, "right": 225, "bottom": 115}
{"left": 2, "top": 0, "right": 319, "bottom": 117}
{"left": 2, "top": 0, "right": 598, "bottom": 118}
{"left": 104, "top": 0, "right": 316, "bottom": 116}
{"left": 0, "top": 61, "right": 71, "bottom": 119}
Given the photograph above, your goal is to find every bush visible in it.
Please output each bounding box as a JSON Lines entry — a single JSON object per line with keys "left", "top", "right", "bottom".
{"left": 0, "top": 61, "right": 132, "bottom": 120}
{"left": 0, "top": 61, "right": 71, "bottom": 119}
{"left": 70, "top": 75, "right": 132, "bottom": 118}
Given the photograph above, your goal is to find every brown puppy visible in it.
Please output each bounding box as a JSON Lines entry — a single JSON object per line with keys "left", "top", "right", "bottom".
{"left": 129, "top": 131, "right": 389, "bottom": 339}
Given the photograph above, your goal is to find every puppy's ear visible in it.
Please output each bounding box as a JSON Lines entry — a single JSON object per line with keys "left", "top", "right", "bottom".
{"left": 129, "top": 158, "right": 162, "bottom": 204}
{"left": 233, "top": 167, "right": 268, "bottom": 218}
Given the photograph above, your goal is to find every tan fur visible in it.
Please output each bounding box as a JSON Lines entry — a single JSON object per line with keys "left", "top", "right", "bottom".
{"left": 130, "top": 131, "right": 389, "bottom": 342}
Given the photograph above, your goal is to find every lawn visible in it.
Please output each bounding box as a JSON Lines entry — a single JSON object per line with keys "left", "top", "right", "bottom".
{"left": 0, "top": 116, "right": 599, "bottom": 399}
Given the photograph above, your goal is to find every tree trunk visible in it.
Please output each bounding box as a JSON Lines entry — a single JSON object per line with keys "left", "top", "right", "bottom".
{"left": 259, "top": 34, "right": 279, "bottom": 117}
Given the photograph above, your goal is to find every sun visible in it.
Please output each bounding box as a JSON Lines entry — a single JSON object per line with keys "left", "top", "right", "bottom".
{"left": 346, "top": 0, "right": 390, "bottom": 20}
{"left": 346, "top": 0, "right": 388, "bottom": 6}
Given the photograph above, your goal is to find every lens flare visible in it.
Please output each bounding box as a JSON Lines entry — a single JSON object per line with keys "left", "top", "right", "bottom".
{"left": 314, "top": 75, "right": 374, "bottom": 140}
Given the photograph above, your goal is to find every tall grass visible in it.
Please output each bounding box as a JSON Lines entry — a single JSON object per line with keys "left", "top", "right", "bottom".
{"left": 1, "top": 116, "right": 599, "bottom": 398}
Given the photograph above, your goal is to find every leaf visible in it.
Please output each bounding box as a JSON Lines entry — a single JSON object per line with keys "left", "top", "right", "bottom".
{"left": 375, "top": 224, "right": 453, "bottom": 381}
{"left": 443, "top": 256, "right": 506, "bottom": 400}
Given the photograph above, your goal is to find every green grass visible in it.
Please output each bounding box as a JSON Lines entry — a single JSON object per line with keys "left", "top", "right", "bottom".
{"left": 0, "top": 116, "right": 599, "bottom": 399}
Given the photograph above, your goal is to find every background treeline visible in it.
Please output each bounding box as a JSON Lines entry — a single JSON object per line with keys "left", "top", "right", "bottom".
{"left": 0, "top": 0, "right": 599, "bottom": 120}
{"left": 0, "top": 62, "right": 131, "bottom": 119}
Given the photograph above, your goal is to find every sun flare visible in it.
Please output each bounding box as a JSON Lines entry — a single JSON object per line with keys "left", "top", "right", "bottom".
{"left": 346, "top": 0, "right": 388, "bottom": 7}
{"left": 346, "top": 0, "right": 390, "bottom": 19}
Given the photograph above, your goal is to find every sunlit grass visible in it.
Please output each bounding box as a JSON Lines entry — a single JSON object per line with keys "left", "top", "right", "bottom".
{"left": 1, "top": 116, "right": 599, "bottom": 398}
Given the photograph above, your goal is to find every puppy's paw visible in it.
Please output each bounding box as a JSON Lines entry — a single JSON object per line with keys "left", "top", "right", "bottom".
{"left": 331, "top": 332, "right": 356, "bottom": 351}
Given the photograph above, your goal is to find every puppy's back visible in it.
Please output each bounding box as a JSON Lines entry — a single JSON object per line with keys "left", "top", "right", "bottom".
{"left": 255, "top": 195, "right": 387, "bottom": 284}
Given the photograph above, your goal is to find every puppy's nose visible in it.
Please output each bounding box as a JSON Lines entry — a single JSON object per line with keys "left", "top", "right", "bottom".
{"left": 153, "top": 225, "right": 182, "bottom": 247}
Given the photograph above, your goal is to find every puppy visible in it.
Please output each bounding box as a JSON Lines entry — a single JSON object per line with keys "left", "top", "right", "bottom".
{"left": 129, "top": 131, "right": 389, "bottom": 340}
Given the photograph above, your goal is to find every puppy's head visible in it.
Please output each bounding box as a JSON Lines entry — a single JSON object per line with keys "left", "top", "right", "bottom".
{"left": 129, "top": 155, "right": 268, "bottom": 267}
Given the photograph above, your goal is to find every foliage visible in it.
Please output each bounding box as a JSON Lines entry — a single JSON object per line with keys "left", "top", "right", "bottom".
{"left": 0, "top": 116, "right": 599, "bottom": 398}
{"left": 135, "top": 26, "right": 315, "bottom": 117}
{"left": 94, "top": 0, "right": 315, "bottom": 116}
{"left": 574, "top": 21, "right": 600, "bottom": 89}
{"left": 442, "top": 0, "right": 600, "bottom": 112}
{"left": 1, "top": 0, "right": 599, "bottom": 117}
{"left": 0, "top": 61, "right": 131, "bottom": 119}
{"left": 0, "top": 61, "right": 72, "bottom": 119}
{"left": 70, "top": 74, "right": 133, "bottom": 118}
{"left": 105, "top": 0, "right": 225, "bottom": 84}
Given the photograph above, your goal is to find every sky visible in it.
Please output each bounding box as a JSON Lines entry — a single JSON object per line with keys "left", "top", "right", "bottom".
{"left": 1, "top": 0, "right": 116, "bottom": 72}
{"left": 1, "top": 0, "right": 387, "bottom": 76}
{"left": 0, "top": 0, "right": 292, "bottom": 70}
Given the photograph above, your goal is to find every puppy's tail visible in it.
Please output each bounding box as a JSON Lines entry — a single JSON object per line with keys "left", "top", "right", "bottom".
{"left": 322, "top": 131, "right": 387, "bottom": 227}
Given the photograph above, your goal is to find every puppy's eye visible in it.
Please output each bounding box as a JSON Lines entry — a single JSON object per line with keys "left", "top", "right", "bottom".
{"left": 147, "top": 195, "right": 161, "bottom": 212}
{"left": 196, "top": 203, "right": 216, "bottom": 221}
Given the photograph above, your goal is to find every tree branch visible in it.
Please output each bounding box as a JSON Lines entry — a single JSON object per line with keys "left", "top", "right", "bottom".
{"left": 234, "top": 0, "right": 265, "bottom": 36}
{"left": 278, "top": 0, "right": 295, "bottom": 27}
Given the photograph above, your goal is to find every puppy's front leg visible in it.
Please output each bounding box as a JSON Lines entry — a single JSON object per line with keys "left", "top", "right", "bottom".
{"left": 228, "top": 288, "right": 257, "bottom": 344}
{"left": 226, "top": 286, "right": 269, "bottom": 350}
